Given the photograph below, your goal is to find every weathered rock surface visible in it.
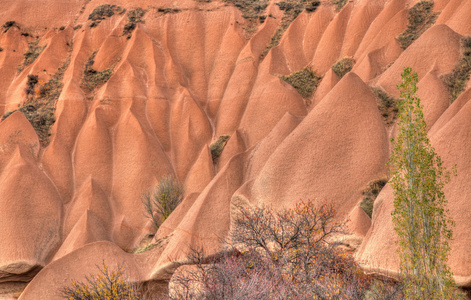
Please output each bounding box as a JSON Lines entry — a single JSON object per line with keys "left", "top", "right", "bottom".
{"left": 0, "top": 0, "right": 468, "bottom": 298}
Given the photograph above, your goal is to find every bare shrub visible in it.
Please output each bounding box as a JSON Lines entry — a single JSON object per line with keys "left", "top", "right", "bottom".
{"left": 143, "top": 176, "right": 184, "bottom": 230}
{"left": 60, "top": 262, "right": 141, "bottom": 300}
{"left": 171, "top": 200, "right": 404, "bottom": 299}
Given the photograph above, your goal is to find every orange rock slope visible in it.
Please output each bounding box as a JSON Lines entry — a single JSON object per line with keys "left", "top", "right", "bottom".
{"left": 0, "top": 0, "right": 469, "bottom": 298}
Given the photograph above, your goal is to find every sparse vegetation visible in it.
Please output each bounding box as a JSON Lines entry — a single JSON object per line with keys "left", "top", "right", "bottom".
{"left": 442, "top": 36, "right": 471, "bottom": 102}
{"left": 333, "top": 0, "right": 348, "bottom": 11}
{"left": 61, "top": 262, "right": 141, "bottom": 300}
{"left": 370, "top": 86, "right": 399, "bottom": 125}
{"left": 81, "top": 51, "right": 115, "bottom": 92}
{"left": 332, "top": 57, "right": 355, "bottom": 78}
{"left": 88, "top": 4, "right": 125, "bottom": 28}
{"left": 123, "top": 8, "right": 146, "bottom": 37}
{"left": 143, "top": 176, "right": 184, "bottom": 231}
{"left": 397, "top": 1, "right": 438, "bottom": 50}
{"left": 157, "top": 7, "right": 181, "bottom": 14}
{"left": 209, "top": 135, "right": 230, "bottom": 164}
{"left": 18, "top": 38, "right": 46, "bottom": 72}
{"left": 2, "top": 21, "right": 17, "bottom": 33}
{"left": 170, "top": 200, "right": 404, "bottom": 299}
{"left": 260, "top": 0, "right": 320, "bottom": 59}
{"left": 280, "top": 66, "right": 322, "bottom": 99}
{"left": 3, "top": 57, "right": 70, "bottom": 147}
{"left": 360, "top": 178, "right": 388, "bottom": 218}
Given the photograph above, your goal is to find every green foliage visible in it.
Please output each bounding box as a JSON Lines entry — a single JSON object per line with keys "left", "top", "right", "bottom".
{"left": 442, "top": 36, "right": 471, "bottom": 102}
{"left": 333, "top": 0, "right": 348, "bottom": 11}
{"left": 88, "top": 4, "right": 125, "bottom": 28}
{"left": 18, "top": 38, "right": 46, "bottom": 72}
{"left": 280, "top": 67, "right": 322, "bottom": 99}
{"left": 143, "top": 176, "right": 184, "bottom": 230}
{"left": 3, "top": 59, "right": 69, "bottom": 147}
{"left": 81, "top": 51, "right": 114, "bottom": 92}
{"left": 370, "top": 86, "right": 399, "bottom": 125}
{"left": 61, "top": 262, "right": 141, "bottom": 299}
{"left": 332, "top": 57, "right": 355, "bottom": 78}
{"left": 209, "top": 135, "right": 230, "bottom": 164}
{"left": 389, "top": 67, "right": 456, "bottom": 299}
{"left": 397, "top": 1, "right": 438, "bottom": 50}
{"left": 360, "top": 178, "right": 388, "bottom": 218}
{"left": 123, "top": 8, "right": 146, "bottom": 37}
{"left": 260, "top": 0, "right": 320, "bottom": 59}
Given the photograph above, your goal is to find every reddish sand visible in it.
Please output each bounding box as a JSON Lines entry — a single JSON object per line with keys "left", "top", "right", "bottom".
{"left": 0, "top": 0, "right": 468, "bottom": 298}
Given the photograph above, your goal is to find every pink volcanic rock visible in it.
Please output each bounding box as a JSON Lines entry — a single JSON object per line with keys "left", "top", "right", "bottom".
{"left": 250, "top": 72, "right": 389, "bottom": 216}
{"left": 0, "top": 0, "right": 470, "bottom": 297}
{"left": 0, "top": 112, "right": 62, "bottom": 283}
{"left": 375, "top": 24, "right": 462, "bottom": 96}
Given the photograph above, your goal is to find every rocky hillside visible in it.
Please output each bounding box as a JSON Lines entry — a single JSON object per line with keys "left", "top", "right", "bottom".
{"left": 0, "top": 0, "right": 470, "bottom": 298}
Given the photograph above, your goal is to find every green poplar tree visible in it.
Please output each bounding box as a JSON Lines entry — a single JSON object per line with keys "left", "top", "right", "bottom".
{"left": 389, "top": 67, "right": 456, "bottom": 299}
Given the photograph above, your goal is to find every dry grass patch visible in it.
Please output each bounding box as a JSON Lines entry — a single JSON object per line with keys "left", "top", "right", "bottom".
{"left": 333, "top": 0, "right": 348, "bottom": 11}
{"left": 280, "top": 66, "right": 322, "bottom": 99}
{"left": 81, "top": 51, "right": 115, "bottom": 92}
{"left": 442, "top": 36, "right": 471, "bottom": 102}
{"left": 123, "top": 8, "right": 146, "bottom": 37}
{"left": 18, "top": 38, "right": 46, "bottom": 72}
{"left": 397, "top": 1, "right": 438, "bottom": 50}
{"left": 3, "top": 58, "right": 69, "bottom": 147}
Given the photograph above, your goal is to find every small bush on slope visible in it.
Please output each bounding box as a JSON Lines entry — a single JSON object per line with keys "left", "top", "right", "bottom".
{"left": 123, "top": 8, "right": 146, "bottom": 38}
{"left": 370, "top": 86, "right": 399, "bottom": 126}
{"left": 142, "top": 176, "right": 184, "bottom": 230}
{"left": 170, "top": 200, "right": 404, "bottom": 299}
{"left": 397, "top": 1, "right": 438, "bottom": 49}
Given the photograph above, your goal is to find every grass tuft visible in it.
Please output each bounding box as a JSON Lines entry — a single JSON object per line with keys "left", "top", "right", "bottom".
{"left": 360, "top": 178, "right": 388, "bottom": 218}
{"left": 210, "top": 135, "right": 230, "bottom": 164}
{"left": 442, "top": 36, "right": 471, "bottom": 102}
{"left": 332, "top": 57, "right": 355, "bottom": 78}
{"left": 370, "top": 86, "right": 399, "bottom": 125}
{"left": 397, "top": 1, "right": 438, "bottom": 50}
{"left": 280, "top": 67, "right": 322, "bottom": 99}
{"left": 81, "top": 51, "right": 115, "bottom": 92}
